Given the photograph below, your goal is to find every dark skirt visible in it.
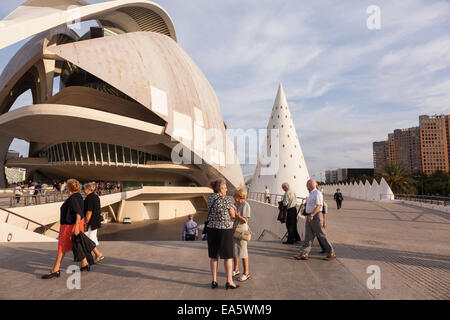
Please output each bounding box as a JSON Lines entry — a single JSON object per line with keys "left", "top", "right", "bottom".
{"left": 207, "top": 228, "right": 234, "bottom": 259}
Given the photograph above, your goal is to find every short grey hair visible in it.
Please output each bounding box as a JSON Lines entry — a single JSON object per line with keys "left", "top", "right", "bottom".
{"left": 83, "top": 182, "right": 97, "bottom": 192}
{"left": 307, "top": 179, "right": 318, "bottom": 188}
{"left": 282, "top": 182, "right": 289, "bottom": 189}
{"left": 213, "top": 178, "right": 227, "bottom": 193}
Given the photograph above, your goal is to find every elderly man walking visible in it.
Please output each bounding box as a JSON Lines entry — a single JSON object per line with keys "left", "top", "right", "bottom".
{"left": 282, "top": 183, "right": 301, "bottom": 244}
{"left": 294, "top": 179, "right": 336, "bottom": 261}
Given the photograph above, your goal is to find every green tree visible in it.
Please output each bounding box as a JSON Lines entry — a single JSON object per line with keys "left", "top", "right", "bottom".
{"left": 382, "top": 162, "right": 417, "bottom": 194}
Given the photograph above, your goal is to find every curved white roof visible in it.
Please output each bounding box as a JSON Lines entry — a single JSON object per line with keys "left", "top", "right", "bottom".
{"left": 0, "top": 0, "right": 177, "bottom": 50}
{"left": 0, "top": 104, "right": 165, "bottom": 146}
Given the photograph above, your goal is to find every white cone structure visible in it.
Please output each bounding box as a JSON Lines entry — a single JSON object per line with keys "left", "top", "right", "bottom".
{"left": 344, "top": 183, "right": 349, "bottom": 195}
{"left": 363, "top": 180, "right": 372, "bottom": 200}
{"left": 250, "top": 84, "right": 310, "bottom": 197}
{"left": 356, "top": 181, "right": 364, "bottom": 199}
{"left": 380, "top": 178, "right": 395, "bottom": 200}
{"left": 369, "top": 180, "right": 380, "bottom": 201}
{"left": 350, "top": 182, "right": 356, "bottom": 198}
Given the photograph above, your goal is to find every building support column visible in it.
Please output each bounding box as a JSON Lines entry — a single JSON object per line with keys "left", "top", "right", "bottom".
{"left": 0, "top": 135, "right": 14, "bottom": 188}
{"left": 116, "top": 200, "right": 126, "bottom": 222}
{"left": 107, "top": 205, "right": 117, "bottom": 222}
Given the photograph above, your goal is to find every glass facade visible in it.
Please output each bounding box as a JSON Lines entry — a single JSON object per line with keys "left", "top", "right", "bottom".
{"left": 46, "top": 142, "right": 168, "bottom": 165}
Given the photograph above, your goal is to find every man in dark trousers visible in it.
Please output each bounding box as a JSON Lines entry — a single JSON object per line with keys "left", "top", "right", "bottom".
{"left": 282, "top": 182, "right": 301, "bottom": 244}
{"left": 333, "top": 189, "right": 344, "bottom": 210}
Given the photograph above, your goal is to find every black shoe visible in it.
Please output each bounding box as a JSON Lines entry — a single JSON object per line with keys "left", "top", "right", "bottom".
{"left": 225, "top": 282, "right": 239, "bottom": 290}
{"left": 211, "top": 281, "right": 218, "bottom": 289}
{"left": 282, "top": 241, "right": 294, "bottom": 244}
{"left": 41, "top": 270, "right": 60, "bottom": 279}
{"left": 80, "top": 265, "right": 90, "bottom": 272}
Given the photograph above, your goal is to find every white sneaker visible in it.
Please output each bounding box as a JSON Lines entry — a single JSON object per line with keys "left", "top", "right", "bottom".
{"left": 232, "top": 270, "right": 240, "bottom": 277}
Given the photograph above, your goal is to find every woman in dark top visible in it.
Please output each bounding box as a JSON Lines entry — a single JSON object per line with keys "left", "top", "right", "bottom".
{"left": 42, "top": 179, "right": 89, "bottom": 279}
{"left": 83, "top": 182, "right": 104, "bottom": 262}
{"left": 207, "top": 179, "right": 238, "bottom": 290}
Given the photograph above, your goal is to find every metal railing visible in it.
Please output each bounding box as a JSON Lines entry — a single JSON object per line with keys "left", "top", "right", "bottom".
{"left": 0, "top": 206, "right": 59, "bottom": 235}
{"left": 0, "top": 186, "right": 143, "bottom": 208}
{"left": 395, "top": 194, "right": 450, "bottom": 206}
{"left": 247, "top": 192, "right": 306, "bottom": 207}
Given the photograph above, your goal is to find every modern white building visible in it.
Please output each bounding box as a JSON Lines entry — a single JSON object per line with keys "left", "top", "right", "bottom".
{"left": 0, "top": 0, "right": 244, "bottom": 224}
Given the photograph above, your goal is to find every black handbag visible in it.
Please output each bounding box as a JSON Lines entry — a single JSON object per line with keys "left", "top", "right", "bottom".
{"left": 296, "top": 203, "right": 307, "bottom": 216}
{"left": 277, "top": 201, "right": 287, "bottom": 223}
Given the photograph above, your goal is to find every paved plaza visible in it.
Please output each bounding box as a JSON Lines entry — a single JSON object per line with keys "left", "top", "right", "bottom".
{"left": 0, "top": 196, "right": 449, "bottom": 300}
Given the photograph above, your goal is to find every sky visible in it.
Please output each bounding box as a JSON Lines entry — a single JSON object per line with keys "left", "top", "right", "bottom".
{"left": 1, "top": 0, "right": 450, "bottom": 181}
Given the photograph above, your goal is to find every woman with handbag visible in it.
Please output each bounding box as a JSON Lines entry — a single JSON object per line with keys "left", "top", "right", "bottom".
{"left": 232, "top": 187, "right": 251, "bottom": 282}
{"left": 206, "top": 179, "right": 238, "bottom": 290}
{"left": 42, "top": 179, "right": 89, "bottom": 279}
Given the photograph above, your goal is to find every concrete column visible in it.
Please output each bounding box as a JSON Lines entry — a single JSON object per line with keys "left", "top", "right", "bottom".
{"left": 107, "top": 205, "right": 117, "bottom": 222}
{"left": 0, "top": 135, "right": 14, "bottom": 188}
{"left": 116, "top": 200, "right": 126, "bottom": 222}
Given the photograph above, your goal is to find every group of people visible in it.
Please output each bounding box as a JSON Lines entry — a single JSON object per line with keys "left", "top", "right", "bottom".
{"left": 96, "top": 181, "right": 124, "bottom": 195}
{"left": 276, "top": 180, "right": 335, "bottom": 260}
{"left": 204, "top": 178, "right": 339, "bottom": 289}
{"left": 12, "top": 179, "right": 128, "bottom": 205}
{"left": 39, "top": 176, "right": 341, "bottom": 288}
{"left": 13, "top": 180, "right": 55, "bottom": 204}
{"left": 204, "top": 179, "right": 252, "bottom": 290}
{"left": 42, "top": 179, "right": 105, "bottom": 279}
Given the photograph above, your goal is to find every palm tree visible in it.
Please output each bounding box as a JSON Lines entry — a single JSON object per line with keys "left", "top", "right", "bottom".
{"left": 382, "top": 162, "right": 416, "bottom": 194}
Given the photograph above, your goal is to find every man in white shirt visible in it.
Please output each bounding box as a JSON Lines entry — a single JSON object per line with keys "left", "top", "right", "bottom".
{"left": 294, "top": 179, "right": 335, "bottom": 261}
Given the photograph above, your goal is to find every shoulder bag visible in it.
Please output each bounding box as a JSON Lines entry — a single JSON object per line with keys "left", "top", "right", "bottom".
{"left": 233, "top": 222, "right": 252, "bottom": 241}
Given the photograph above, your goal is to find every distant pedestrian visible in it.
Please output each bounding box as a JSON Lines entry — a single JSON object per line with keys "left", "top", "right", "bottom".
{"left": 28, "top": 183, "right": 36, "bottom": 204}
{"left": 14, "top": 183, "right": 22, "bottom": 203}
{"left": 83, "top": 182, "right": 104, "bottom": 262}
{"left": 334, "top": 189, "right": 344, "bottom": 210}
{"left": 42, "top": 182, "right": 48, "bottom": 195}
{"left": 294, "top": 179, "right": 336, "bottom": 261}
{"left": 282, "top": 183, "right": 300, "bottom": 244}
{"left": 182, "top": 214, "right": 198, "bottom": 241}
{"left": 264, "top": 185, "right": 270, "bottom": 203}
{"left": 206, "top": 179, "right": 239, "bottom": 290}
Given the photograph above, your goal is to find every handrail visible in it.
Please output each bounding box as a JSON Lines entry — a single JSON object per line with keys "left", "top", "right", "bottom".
{"left": 0, "top": 206, "right": 59, "bottom": 234}
{"left": 247, "top": 192, "right": 306, "bottom": 206}
{"left": 395, "top": 194, "right": 449, "bottom": 206}
{"left": 0, "top": 186, "right": 143, "bottom": 208}
{"left": 257, "top": 229, "right": 282, "bottom": 241}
